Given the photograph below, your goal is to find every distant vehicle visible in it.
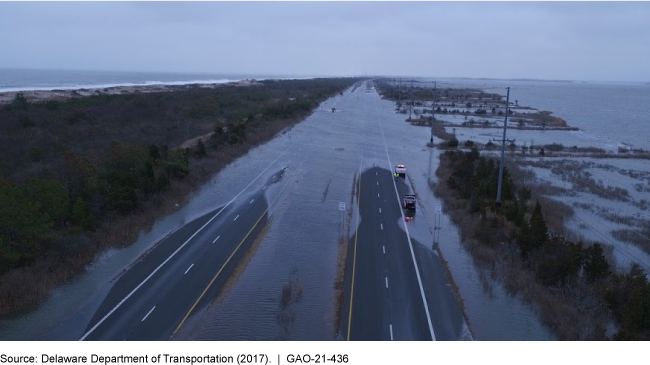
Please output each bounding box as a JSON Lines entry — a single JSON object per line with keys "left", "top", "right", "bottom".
{"left": 394, "top": 164, "right": 406, "bottom": 178}
{"left": 403, "top": 194, "right": 416, "bottom": 211}
{"left": 404, "top": 206, "right": 416, "bottom": 221}
{"left": 332, "top": 107, "right": 336, "bottom": 113}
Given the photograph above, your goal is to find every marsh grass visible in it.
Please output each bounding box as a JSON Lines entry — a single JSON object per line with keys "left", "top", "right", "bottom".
{"left": 432, "top": 151, "right": 614, "bottom": 340}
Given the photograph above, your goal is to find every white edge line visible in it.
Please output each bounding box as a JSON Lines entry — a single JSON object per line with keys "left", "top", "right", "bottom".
{"left": 184, "top": 263, "right": 194, "bottom": 275}
{"left": 141, "top": 306, "right": 155, "bottom": 322}
{"left": 375, "top": 98, "right": 437, "bottom": 341}
{"left": 212, "top": 235, "right": 220, "bottom": 243}
{"left": 78, "top": 142, "right": 294, "bottom": 341}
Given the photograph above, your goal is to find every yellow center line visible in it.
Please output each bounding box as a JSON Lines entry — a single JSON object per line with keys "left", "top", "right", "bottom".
{"left": 346, "top": 152, "right": 363, "bottom": 341}
{"left": 170, "top": 174, "right": 294, "bottom": 338}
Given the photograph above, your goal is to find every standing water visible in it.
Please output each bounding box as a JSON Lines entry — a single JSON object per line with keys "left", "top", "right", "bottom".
{"left": 0, "top": 79, "right": 582, "bottom": 340}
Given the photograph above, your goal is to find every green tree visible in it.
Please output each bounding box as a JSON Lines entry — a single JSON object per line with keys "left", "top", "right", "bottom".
{"left": 72, "top": 196, "right": 90, "bottom": 229}
{"left": 25, "top": 178, "right": 70, "bottom": 229}
{"left": 148, "top": 144, "right": 160, "bottom": 161}
{"left": 0, "top": 179, "right": 52, "bottom": 268}
{"left": 529, "top": 200, "right": 548, "bottom": 247}
{"left": 12, "top": 92, "right": 29, "bottom": 110}
{"left": 156, "top": 172, "right": 170, "bottom": 192}
{"left": 161, "top": 149, "right": 190, "bottom": 178}
{"left": 195, "top": 139, "right": 207, "bottom": 158}
{"left": 535, "top": 237, "right": 583, "bottom": 286}
{"left": 583, "top": 243, "right": 610, "bottom": 281}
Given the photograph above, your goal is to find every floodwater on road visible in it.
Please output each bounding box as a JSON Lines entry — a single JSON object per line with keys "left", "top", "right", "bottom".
{"left": 0, "top": 81, "right": 555, "bottom": 340}
{"left": 175, "top": 82, "right": 553, "bottom": 340}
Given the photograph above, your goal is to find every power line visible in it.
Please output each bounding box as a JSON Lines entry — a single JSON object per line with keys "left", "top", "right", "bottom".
{"left": 571, "top": 212, "right": 650, "bottom": 272}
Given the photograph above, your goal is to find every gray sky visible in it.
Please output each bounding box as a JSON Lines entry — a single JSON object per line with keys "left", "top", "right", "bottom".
{"left": 1, "top": 1, "right": 649, "bottom": 82}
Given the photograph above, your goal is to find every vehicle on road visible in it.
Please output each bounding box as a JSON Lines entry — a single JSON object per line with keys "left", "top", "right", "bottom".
{"left": 403, "top": 194, "right": 416, "bottom": 211}
{"left": 394, "top": 164, "right": 406, "bottom": 178}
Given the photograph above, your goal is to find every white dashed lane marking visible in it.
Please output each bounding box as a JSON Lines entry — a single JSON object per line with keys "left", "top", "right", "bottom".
{"left": 212, "top": 235, "right": 220, "bottom": 243}
{"left": 141, "top": 306, "right": 155, "bottom": 322}
{"left": 184, "top": 264, "right": 194, "bottom": 275}
{"left": 234, "top": 215, "right": 240, "bottom": 221}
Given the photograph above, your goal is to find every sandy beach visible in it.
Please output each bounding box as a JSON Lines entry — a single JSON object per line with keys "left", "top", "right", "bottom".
{"left": 0, "top": 79, "right": 259, "bottom": 105}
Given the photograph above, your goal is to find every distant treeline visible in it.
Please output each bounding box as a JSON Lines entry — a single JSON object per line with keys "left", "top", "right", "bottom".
{"left": 0, "top": 77, "right": 360, "bottom": 315}
{"left": 373, "top": 80, "right": 504, "bottom": 104}
{"left": 435, "top": 148, "right": 650, "bottom": 340}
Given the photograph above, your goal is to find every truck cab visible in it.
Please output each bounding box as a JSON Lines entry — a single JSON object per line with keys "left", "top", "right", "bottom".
{"left": 403, "top": 194, "right": 416, "bottom": 211}
{"left": 394, "top": 164, "right": 406, "bottom": 178}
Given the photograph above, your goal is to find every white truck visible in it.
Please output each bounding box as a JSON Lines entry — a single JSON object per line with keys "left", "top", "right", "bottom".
{"left": 394, "top": 164, "right": 406, "bottom": 178}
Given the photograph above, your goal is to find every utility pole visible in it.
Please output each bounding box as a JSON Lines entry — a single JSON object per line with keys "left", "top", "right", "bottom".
{"left": 496, "top": 87, "right": 511, "bottom": 207}
{"left": 408, "top": 80, "right": 413, "bottom": 120}
{"left": 430, "top": 100, "right": 435, "bottom": 144}
{"left": 397, "top": 79, "right": 402, "bottom": 102}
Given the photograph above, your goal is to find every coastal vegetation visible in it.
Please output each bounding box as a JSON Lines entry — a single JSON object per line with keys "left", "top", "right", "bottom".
{"left": 375, "top": 79, "right": 574, "bottom": 131}
{"left": 382, "top": 80, "right": 650, "bottom": 339}
{"left": 433, "top": 148, "right": 650, "bottom": 340}
{"left": 0, "top": 78, "right": 360, "bottom": 316}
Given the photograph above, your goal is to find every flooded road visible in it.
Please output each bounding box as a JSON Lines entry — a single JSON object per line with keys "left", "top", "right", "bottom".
{"left": 174, "top": 82, "right": 552, "bottom": 340}
{"left": 0, "top": 81, "right": 553, "bottom": 340}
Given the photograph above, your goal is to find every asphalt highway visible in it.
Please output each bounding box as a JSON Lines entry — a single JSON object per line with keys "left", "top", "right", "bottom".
{"left": 340, "top": 83, "right": 466, "bottom": 341}
{"left": 81, "top": 171, "right": 291, "bottom": 340}
{"left": 75, "top": 81, "right": 466, "bottom": 341}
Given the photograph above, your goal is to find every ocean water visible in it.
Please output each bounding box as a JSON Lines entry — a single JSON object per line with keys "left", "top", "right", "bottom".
{"left": 0, "top": 68, "right": 307, "bottom": 92}
{"left": 424, "top": 78, "right": 650, "bottom": 151}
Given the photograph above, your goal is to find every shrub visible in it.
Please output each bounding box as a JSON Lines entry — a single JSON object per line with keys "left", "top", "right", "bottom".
{"left": 447, "top": 138, "right": 459, "bottom": 148}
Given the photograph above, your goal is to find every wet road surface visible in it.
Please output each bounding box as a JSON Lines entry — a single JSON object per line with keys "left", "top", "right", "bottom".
{"left": 1, "top": 81, "right": 554, "bottom": 341}
{"left": 80, "top": 81, "right": 466, "bottom": 341}
{"left": 80, "top": 169, "right": 291, "bottom": 340}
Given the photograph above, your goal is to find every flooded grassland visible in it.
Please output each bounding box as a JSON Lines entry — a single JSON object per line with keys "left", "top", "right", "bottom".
{"left": 375, "top": 79, "right": 650, "bottom": 340}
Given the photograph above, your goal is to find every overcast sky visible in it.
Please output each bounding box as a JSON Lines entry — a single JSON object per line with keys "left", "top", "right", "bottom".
{"left": 1, "top": 1, "right": 649, "bottom": 82}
